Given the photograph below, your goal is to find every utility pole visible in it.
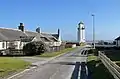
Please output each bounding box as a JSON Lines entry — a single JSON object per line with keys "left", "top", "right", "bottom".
{"left": 92, "top": 14, "right": 95, "bottom": 49}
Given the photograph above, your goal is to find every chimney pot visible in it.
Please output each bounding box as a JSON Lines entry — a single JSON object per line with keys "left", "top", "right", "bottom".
{"left": 18, "top": 23, "right": 24, "bottom": 32}
{"left": 36, "top": 27, "right": 41, "bottom": 33}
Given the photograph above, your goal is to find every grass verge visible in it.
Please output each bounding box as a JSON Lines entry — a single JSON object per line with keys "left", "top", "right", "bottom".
{"left": 103, "top": 50, "right": 120, "bottom": 67}
{"left": 39, "top": 48, "right": 76, "bottom": 57}
{"left": 0, "top": 57, "right": 30, "bottom": 78}
{"left": 87, "top": 55, "right": 114, "bottom": 79}
{"left": 87, "top": 55, "right": 98, "bottom": 62}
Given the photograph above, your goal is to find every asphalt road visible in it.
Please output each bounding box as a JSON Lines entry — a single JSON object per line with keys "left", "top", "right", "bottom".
{"left": 10, "top": 47, "right": 87, "bottom": 79}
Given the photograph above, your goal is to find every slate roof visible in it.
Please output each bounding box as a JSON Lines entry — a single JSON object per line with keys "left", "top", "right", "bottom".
{"left": 115, "top": 36, "right": 120, "bottom": 40}
{"left": 25, "top": 31, "right": 39, "bottom": 36}
{"left": 41, "top": 33, "right": 58, "bottom": 42}
{"left": 20, "top": 36, "right": 35, "bottom": 42}
{"left": 0, "top": 33, "right": 8, "bottom": 40}
{"left": 0, "top": 28, "right": 26, "bottom": 41}
{"left": 0, "top": 28, "right": 59, "bottom": 42}
{"left": 25, "top": 31, "right": 52, "bottom": 42}
{"left": 51, "top": 34, "right": 59, "bottom": 39}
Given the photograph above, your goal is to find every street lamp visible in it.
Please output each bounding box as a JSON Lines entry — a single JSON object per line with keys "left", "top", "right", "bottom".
{"left": 92, "top": 14, "right": 95, "bottom": 49}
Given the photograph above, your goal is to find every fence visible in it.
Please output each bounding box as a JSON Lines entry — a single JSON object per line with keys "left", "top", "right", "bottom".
{"left": 47, "top": 45, "right": 65, "bottom": 53}
{"left": 98, "top": 51, "right": 120, "bottom": 79}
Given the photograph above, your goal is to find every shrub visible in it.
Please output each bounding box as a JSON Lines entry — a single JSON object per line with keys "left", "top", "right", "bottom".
{"left": 23, "top": 42, "right": 36, "bottom": 55}
{"left": 23, "top": 41, "right": 46, "bottom": 56}
{"left": 88, "top": 49, "right": 98, "bottom": 56}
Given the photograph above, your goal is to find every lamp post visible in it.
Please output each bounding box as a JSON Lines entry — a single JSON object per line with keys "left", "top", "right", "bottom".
{"left": 92, "top": 14, "right": 95, "bottom": 49}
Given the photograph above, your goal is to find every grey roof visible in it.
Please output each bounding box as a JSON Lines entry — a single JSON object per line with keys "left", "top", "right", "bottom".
{"left": 0, "top": 28, "right": 59, "bottom": 42}
{"left": 25, "top": 31, "right": 39, "bottom": 36}
{"left": 25, "top": 31, "right": 52, "bottom": 42}
{"left": 40, "top": 37, "right": 51, "bottom": 42}
{"left": 41, "top": 33, "right": 58, "bottom": 42}
{"left": 52, "top": 34, "right": 59, "bottom": 39}
{"left": 115, "top": 36, "right": 120, "bottom": 40}
{"left": 0, "top": 33, "right": 8, "bottom": 41}
{"left": 0, "top": 28, "right": 27, "bottom": 41}
{"left": 20, "top": 36, "right": 35, "bottom": 42}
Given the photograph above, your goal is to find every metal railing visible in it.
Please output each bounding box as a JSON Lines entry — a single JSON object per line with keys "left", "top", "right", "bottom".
{"left": 99, "top": 51, "right": 120, "bottom": 79}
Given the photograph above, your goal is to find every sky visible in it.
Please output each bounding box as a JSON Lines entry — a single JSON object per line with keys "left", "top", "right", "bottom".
{"left": 0, "top": 0, "right": 120, "bottom": 41}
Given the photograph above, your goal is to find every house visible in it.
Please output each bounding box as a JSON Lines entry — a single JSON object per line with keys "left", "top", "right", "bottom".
{"left": 115, "top": 36, "right": 120, "bottom": 47}
{"left": 0, "top": 23, "right": 62, "bottom": 54}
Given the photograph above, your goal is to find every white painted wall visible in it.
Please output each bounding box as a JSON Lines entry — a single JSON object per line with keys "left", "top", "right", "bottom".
{"left": 15, "top": 41, "right": 24, "bottom": 49}
{"left": 0, "top": 41, "right": 25, "bottom": 50}
{"left": 80, "top": 24, "right": 85, "bottom": 43}
{"left": 77, "top": 29, "right": 80, "bottom": 42}
{"left": 32, "top": 37, "right": 38, "bottom": 42}
{"left": 77, "top": 23, "right": 85, "bottom": 43}
{"left": 0, "top": 42, "right": 7, "bottom": 50}
{"left": 45, "top": 41, "right": 61, "bottom": 47}
{"left": 82, "top": 29, "right": 85, "bottom": 42}
{"left": 72, "top": 44, "right": 76, "bottom": 48}
{"left": 53, "top": 42, "right": 61, "bottom": 46}
{"left": 116, "top": 40, "right": 120, "bottom": 47}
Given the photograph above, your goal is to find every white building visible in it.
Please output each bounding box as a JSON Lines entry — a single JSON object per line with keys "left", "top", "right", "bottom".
{"left": 0, "top": 23, "right": 62, "bottom": 54}
{"left": 77, "top": 21, "right": 85, "bottom": 43}
{"left": 115, "top": 36, "right": 120, "bottom": 47}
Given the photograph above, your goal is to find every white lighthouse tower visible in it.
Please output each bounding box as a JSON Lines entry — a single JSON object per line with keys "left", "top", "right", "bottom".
{"left": 77, "top": 21, "right": 85, "bottom": 43}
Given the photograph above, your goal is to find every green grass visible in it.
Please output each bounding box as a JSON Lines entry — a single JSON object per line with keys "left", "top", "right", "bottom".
{"left": 105, "top": 50, "right": 120, "bottom": 61}
{"left": 39, "top": 48, "right": 76, "bottom": 57}
{"left": 0, "top": 57, "right": 30, "bottom": 78}
{"left": 104, "top": 50, "right": 120, "bottom": 67}
{"left": 87, "top": 55, "right": 114, "bottom": 79}
{"left": 87, "top": 55, "right": 98, "bottom": 62}
{"left": 87, "top": 49, "right": 120, "bottom": 79}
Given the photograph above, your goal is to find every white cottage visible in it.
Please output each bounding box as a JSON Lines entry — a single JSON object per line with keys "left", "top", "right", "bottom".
{"left": 0, "top": 23, "right": 62, "bottom": 54}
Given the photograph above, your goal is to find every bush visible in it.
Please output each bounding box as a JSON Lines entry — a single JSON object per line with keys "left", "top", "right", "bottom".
{"left": 36, "top": 44, "right": 46, "bottom": 55}
{"left": 23, "top": 41, "right": 46, "bottom": 56}
{"left": 88, "top": 49, "right": 98, "bottom": 56}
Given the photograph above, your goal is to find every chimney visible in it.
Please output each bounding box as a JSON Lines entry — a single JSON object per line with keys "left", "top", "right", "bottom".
{"left": 58, "top": 28, "right": 60, "bottom": 36}
{"left": 18, "top": 23, "right": 24, "bottom": 32}
{"left": 36, "top": 27, "right": 41, "bottom": 33}
{"left": 57, "top": 28, "right": 61, "bottom": 42}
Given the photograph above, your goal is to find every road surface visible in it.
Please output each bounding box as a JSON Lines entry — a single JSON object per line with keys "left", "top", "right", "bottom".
{"left": 10, "top": 47, "right": 87, "bottom": 79}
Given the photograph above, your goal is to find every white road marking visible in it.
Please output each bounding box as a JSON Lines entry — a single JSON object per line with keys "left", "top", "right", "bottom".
{"left": 86, "top": 65, "right": 88, "bottom": 76}
{"left": 7, "top": 67, "right": 36, "bottom": 79}
{"left": 66, "top": 66, "right": 75, "bottom": 79}
{"left": 78, "top": 64, "right": 81, "bottom": 79}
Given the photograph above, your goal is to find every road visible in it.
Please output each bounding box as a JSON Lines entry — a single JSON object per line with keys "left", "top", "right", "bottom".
{"left": 10, "top": 47, "right": 87, "bottom": 79}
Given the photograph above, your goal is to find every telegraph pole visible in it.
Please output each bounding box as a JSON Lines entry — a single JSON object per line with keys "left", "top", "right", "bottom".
{"left": 92, "top": 14, "right": 95, "bottom": 49}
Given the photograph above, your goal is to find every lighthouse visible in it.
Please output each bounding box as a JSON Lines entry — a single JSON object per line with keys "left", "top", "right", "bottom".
{"left": 77, "top": 21, "right": 85, "bottom": 43}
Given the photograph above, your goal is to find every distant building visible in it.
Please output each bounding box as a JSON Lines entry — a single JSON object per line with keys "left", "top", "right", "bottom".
{"left": 77, "top": 21, "right": 85, "bottom": 43}
{"left": 115, "top": 36, "right": 120, "bottom": 47}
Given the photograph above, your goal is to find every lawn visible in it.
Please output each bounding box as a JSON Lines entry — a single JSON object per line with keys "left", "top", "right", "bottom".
{"left": 104, "top": 50, "right": 120, "bottom": 61}
{"left": 0, "top": 57, "right": 30, "bottom": 78}
{"left": 87, "top": 55, "right": 98, "bottom": 62}
{"left": 87, "top": 54, "right": 114, "bottom": 79}
{"left": 39, "top": 48, "right": 76, "bottom": 57}
{"left": 87, "top": 49, "right": 120, "bottom": 79}
{"left": 103, "top": 50, "right": 120, "bottom": 66}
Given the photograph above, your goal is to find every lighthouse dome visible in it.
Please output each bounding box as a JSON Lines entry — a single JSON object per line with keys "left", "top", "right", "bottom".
{"left": 78, "top": 21, "right": 84, "bottom": 26}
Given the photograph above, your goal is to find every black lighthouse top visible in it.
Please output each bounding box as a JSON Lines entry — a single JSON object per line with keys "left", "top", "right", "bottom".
{"left": 78, "top": 21, "right": 84, "bottom": 26}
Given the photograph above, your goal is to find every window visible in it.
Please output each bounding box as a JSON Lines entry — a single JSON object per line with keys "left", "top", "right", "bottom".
{"left": 2, "top": 42, "right": 5, "bottom": 48}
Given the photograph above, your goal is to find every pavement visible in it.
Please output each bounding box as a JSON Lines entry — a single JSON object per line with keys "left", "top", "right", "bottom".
{"left": 7, "top": 47, "right": 88, "bottom": 79}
